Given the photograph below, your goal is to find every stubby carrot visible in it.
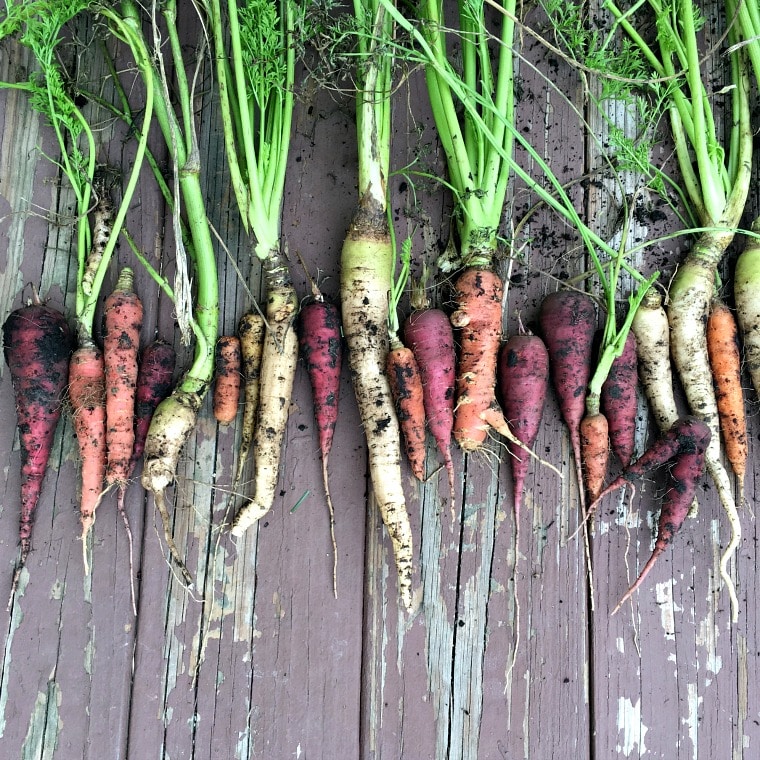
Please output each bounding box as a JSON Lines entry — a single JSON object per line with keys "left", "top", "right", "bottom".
{"left": 213, "top": 335, "right": 242, "bottom": 425}
{"left": 706, "top": 299, "right": 747, "bottom": 483}
{"left": 3, "top": 298, "right": 74, "bottom": 599}
{"left": 387, "top": 339, "right": 427, "bottom": 481}
{"left": 69, "top": 341, "right": 107, "bottom": 575}
{"left": 580, "top": 412, "right": 609, "bottom": 504}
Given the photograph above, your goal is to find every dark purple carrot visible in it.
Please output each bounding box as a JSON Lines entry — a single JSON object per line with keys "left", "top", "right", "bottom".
{"left": 600, "top": 331, "right": 638, "bottom": 468}
{"left": 298, "top": 298, "right": 343, "bottom": 596}
{"left": 538, "top": 291, "right": 597, "bottom": 511}
{"left": 497, "top": 331, "right": 549, "bottom": 520}
{"left": 611, "top": 436, "right": 709, "bottom": 614}
{"left": 578, "top": 416, "right": 711, "bottom": 536}
{"left": 3, "top": 298, "right": 74, "bottom": 601}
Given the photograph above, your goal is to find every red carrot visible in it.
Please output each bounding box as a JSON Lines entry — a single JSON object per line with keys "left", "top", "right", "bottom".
{"left": 69, "top": 341, "right": 107, "bottom": 575}
{"left": 298, "top": 298, "right": 343, "bottom": 596}
{"left": 3, "top": 298, "right": 73, "bottom": 600}
{"left": 538, "top": 291, "right": 597, "bottom": 510}
{"left": 497, "top": 331, "right": 549, "bottom": 519}
{"left": 600, "top": 331, "right": 638, "bottom": 468}
{"left": 213, "top": 335, "right": 242, "bottom": 425}
{"left": 611, "top": 432, "right": 710, "bottom": 614}
{"left": 403, "top": 305, "right": 456, "bottom": 506}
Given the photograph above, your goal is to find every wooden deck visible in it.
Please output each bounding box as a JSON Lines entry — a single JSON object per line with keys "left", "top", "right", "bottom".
{"left": 0, "top": 5, "right": 758, "bottom": 759}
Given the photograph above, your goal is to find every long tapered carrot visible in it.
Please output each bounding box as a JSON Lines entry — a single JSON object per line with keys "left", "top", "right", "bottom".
{"left": 104, "top": 267, "right": 143, "bottom": 490}
{"left": 69, "top": 341, "right": 107, "bottom": 574}
{"left": 706, "top": 298, "right": 747, "bottom": 484}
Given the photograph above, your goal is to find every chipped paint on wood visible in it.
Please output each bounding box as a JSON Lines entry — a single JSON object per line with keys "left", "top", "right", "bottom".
{"left": 616, "top": 697, "right": 648, "bottom": 756}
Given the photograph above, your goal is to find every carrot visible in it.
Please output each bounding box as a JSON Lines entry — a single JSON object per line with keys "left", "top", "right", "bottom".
{"left": 68, "top": 341, "right": 107, "bottom": 575}
{"left": 706, "top": 299, "right": 747, "bottom": 483}
{"left": 734, "top": 218, "right": 760, "bottom": 398}
{"left": 298, "top": 297, "right": 343, "bottom": 596}
{"left": 387, "top": 340, "right": 427, "bottom": 481}
{"left": 496, "top": 331, "right": 549, "bottom": 520}
{"left": 600, "top": 331, "right": 638, "bottom": 468}
{"left": 230, "top": 268, "right": 299, "bottom": 535}
{"left": 130, "top": 340, "right": 176, "bottom": 471}
{"left": 538, "top": 290, "right": 597, "bottom": 510}
{"left": 213, "top": 335, "right": 242, "bottom": 425}
{"left": 233, "top": 312, "right": 265, "bottom": 489}
{"left": 580, "top": 412, "right": 609, "bottom": 504}
{"left": 611, "top": 437, "right": 710, "bottom": 615}
{"left": 3, "top": 297, "right": 74, "bottom": 599}
{"left": 403, "top": 301, "right": 457, "bottom": 508}
{"left": 587, "top": 416, "right": 711, "bottom": 520}
{"left": 103, "top": 267, "right": 143, "bottom": 490}
{"left": 630, "top": 290, "right": 678, "bottom": 434}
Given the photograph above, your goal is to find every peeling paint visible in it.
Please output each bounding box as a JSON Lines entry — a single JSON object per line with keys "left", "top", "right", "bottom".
{"left": 696, "top": 617, "right": 722, "bottom": 682}
{"left": 655, "top": 581, "right": 676, "bottom": 639}
{"left": 0, "top": 576, "right": 26, "bottom": 738}
{"left": 683, "top": 682, "right": 701, "bottom": 758}
{"left": 615, "top": 697, "right": 647, "bottom": 755}
{"left": 21, "top": 681, "right": 61, "bottom": 760}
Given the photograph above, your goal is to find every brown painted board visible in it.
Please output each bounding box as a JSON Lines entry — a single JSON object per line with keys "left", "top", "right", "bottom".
{"left": 0, "top": 4, "right": 758, "bottom": 760}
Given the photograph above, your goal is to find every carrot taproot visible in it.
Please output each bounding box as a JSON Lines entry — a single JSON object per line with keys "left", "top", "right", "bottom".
{"left": 213, "top": 335, "right": 242, "bottom": 425}
{"left": 3, "top": 298, "right": 74, "bottom": 600}
{"left": 580, "top": 412, "right": 609, "bottom": 504}
{"left": 706, "top": 299, "right": 747, "bottom": 483}
{"left": 538, "top": 290, "right": 597, "bottom": 510}
{"left": 611, "top": 431, "right": 710, "bottom": 615}
{"left": 68, "top": 341, "right": 107, "bottom": 575}
{"left": 403, "top": 305, "right": 456, "bottom": 507}
{"left": 298, "top": 298, "right": 343, "bottom": 596}
{"left": 497, "top": 331, "right": 549, "bottom": 520}
{"left": 387, "top": 340, "right": 427, "bottom": 481}
{"left": 233, "top": 312, "right": 265, "bottom": 490}
{"left": 600, "top": 330, "right": 638, "bottom": 468}
{"left": 103, "top": 267, "right": 143, "bottom": 490}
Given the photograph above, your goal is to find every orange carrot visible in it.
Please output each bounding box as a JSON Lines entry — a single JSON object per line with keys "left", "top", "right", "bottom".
{"left": 706, "top": 299, "right": 747, "bottom": 483}
{"left": 103, "top": 268, "right": 143, "bottom": 489}
{"left": 69, "top": 341, "right": 107, "bottom": 574}
{"left": 387, "top": 340, "right": 427, "bottom": 480}
{"left": 580, "top": 412, "right": 609, "bottom": 504}
{"left": 213, "top": 335, "right": 242, "bottom": 425}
